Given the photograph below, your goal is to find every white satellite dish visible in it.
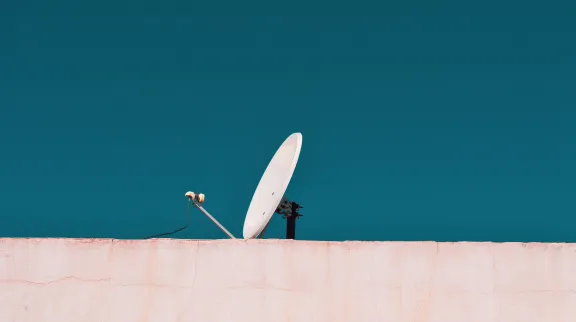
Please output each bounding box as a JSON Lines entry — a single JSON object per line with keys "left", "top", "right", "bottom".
{"left": 182, "top": 133, "right": 304, "bottom": 240}
{"left": 243, "top": 132, "right": 302, "bottom": 239}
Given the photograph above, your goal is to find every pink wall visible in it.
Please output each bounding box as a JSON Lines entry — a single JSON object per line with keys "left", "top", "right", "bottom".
{"left": 1, "top": 238, "right": 576, "bottom": 322}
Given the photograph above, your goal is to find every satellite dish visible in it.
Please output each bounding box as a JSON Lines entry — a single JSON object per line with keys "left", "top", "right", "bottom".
{"left": 243, "top": 132, "right": 302, "bottom": 239}
{"left": 182, "top": 133, "right": 304, "bottom": 240}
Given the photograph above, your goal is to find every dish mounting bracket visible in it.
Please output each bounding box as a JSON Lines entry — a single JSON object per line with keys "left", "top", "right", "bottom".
{"left": 275, "top": 197, "right": 303, "bottom": 240}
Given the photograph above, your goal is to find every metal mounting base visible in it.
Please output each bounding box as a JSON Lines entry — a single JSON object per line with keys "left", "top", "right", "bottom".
{"left": 275, "top": 198, "right": 303, "bottom": 240}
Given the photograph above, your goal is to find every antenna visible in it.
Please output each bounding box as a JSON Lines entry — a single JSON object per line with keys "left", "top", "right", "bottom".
{"left": 184, "top": 192, "right": 236, "bottom": 239}
{"left": 185, "top": 133, "right": 304, "bottom": 240}
{"left": 243, "top": 133, "right": 303, "bottom": 239}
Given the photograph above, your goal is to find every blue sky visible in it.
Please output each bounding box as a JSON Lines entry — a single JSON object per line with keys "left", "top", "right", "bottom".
{"left": 1, "top": 0, "right": 575, "bottom": 241}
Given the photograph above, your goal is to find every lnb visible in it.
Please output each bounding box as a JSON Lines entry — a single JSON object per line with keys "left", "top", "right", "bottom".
{"left": 185, "top": 191, "right": 205, "bottom": 204}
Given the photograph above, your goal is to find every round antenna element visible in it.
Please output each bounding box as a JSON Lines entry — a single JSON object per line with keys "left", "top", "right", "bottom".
{"left": 185, "top": 191, "right": 196, "bottom": 200}
{"left": 243, "top": 133, "right": 303, "bottom": 239}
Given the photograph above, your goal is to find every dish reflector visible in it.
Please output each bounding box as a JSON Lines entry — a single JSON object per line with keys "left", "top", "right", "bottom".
{"left": 243, "top": 133, "right": 302, "bottom": 239}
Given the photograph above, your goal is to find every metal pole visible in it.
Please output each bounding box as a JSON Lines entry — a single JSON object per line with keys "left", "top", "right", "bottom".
{"left": 286, "top": 202, "right": 297, "bottom": 239}
{"left": 193, "top": 203, "right": 236, "bottom": 239}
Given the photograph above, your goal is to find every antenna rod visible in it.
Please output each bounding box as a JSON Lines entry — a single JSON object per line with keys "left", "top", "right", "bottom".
{"left": 193, "top": 203, "right": 237, "bottom": 239}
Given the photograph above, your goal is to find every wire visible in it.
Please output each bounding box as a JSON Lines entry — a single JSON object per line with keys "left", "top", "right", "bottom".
{"left": 144, "top": 199, "right": 191, "bottom": 239}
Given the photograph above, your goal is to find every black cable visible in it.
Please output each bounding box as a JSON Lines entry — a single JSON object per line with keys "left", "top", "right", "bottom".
{"left": 144, "top": 199, "right": 191, "bottom": 239}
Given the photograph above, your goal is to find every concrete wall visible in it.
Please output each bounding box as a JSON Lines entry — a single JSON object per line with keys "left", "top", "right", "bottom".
{"left": 1, "top": 238, "right": 575, "bottom": 322}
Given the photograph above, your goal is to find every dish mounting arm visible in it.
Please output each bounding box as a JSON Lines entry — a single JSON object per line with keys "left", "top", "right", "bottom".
{"left": 186, "top": 191, "right": 236, "bottom": 239}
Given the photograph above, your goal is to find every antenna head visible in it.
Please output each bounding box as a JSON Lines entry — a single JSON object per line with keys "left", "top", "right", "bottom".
{"left": 185, "top": 191, "right": 196, "bottom": 200}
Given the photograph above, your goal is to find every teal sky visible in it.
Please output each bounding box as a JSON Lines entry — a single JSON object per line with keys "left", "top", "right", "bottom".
{"left": 1, "top": 0, "right": 575, "bottom": 242}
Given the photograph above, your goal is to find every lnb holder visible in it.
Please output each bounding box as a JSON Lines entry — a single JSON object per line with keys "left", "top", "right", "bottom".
{"left": 185, "top": 191, "right": 205, "bottom": 204}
